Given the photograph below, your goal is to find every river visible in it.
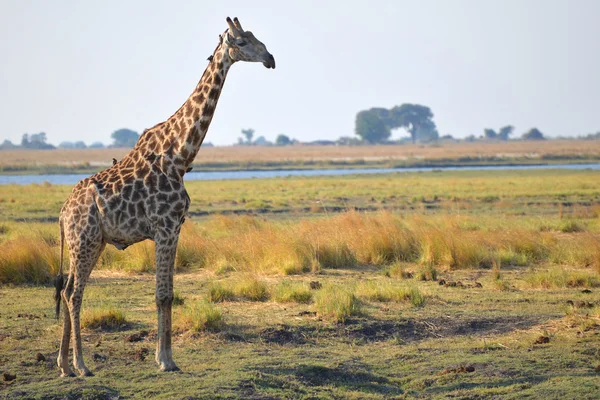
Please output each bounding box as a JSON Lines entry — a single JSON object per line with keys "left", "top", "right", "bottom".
{"left": 0, "top": 163, "right": 599, "bottom": 185}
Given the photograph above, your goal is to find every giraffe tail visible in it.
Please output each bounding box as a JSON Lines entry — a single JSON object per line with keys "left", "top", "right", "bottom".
{"left": 53, "top": 218, "right": 65, "bottom": 320}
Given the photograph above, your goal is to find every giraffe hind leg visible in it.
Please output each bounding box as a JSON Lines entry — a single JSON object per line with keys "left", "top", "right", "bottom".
{"left": 57, "top": 274, "right": 75, "bottom": 377}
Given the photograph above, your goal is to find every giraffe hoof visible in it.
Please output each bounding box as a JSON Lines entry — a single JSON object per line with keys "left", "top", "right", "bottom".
{"left": 60, "top": 372, "right": 76, "bottom": 378}
{"left": 80, "top": 370, "right": 94, "bottom": 377}
{"left": 159, "top": 363, "right": 180, "bottom": 372}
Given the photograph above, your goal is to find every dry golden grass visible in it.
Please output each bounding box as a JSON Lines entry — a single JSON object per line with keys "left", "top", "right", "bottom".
{"left": 0, "top": 234, "right": 59, "bottom": 284}
{"left": 2, "top": 140, "right": 600, "bottom": 166}
{"left": 2, "top": 212, "right": 600, "bottom": 284}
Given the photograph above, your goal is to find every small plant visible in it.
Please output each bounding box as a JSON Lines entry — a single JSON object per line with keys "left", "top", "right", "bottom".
{"left": 178, "top": 300, "right": 223, "bottom": 332}
{"left": 81, "top": 306, "right": 127, "bottom": 330}
{"left": 314, "top": 285, "right": 360, "bottom": 323}
{"left": 273, "top": 281, "right": 312, "bottom": 304}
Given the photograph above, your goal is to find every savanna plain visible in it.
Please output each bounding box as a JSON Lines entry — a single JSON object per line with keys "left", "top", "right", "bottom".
{"left": 1, "top": 167, "right": 600, "bottom": 399}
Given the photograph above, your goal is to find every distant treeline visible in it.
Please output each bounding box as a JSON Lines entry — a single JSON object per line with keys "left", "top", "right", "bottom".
{"left": 2, "top": 115, "right": 600, "bottom": 151}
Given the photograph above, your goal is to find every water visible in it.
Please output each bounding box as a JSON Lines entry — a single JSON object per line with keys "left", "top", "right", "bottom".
{"left": 0, "top": 163, "right": 599, "bottom": 185}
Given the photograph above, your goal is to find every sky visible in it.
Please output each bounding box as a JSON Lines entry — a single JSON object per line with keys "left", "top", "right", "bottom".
{"left": 1, "top": 0, "right": 599, "bottom": 146}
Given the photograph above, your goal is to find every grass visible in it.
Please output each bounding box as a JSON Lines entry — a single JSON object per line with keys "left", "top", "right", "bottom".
{"left": 273, "top": 280, "right": 313, "bottom": 303}
{"left": 355, "top": 280, "right": 426, "bottom": 306}
{"left": 177, "top": 300, "right": 223, "bottom": 333}
{"left": 2, "top": 210, "right": 600, "bottom": 283}
{"left": 523, "top": 266, "right": 600, "bottom": 289}
{"left": 2, "top": 168, "right": 600, "bottom": 397}
{"left": 0, "top": 235, "right": 59, "bottom": 284}
{"left": 81, "top": 306, "right": 127, "bottom": 330}
{"left": 207, "top": 282, "right": 235, "bottom": 303}
{"left": 234, "top": 277, "right": 270, "bottom": 302}
{"left": 314, "top": 284, "right": 361, "bottom": 323}
{"left": 1, "top": 265, "right": 600, "bottom": 398}
{"left": 4, "top": 168, "right": 600, "bottom": 223}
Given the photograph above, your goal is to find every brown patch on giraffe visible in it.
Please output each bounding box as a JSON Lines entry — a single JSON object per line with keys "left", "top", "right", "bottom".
{"left": 193, "top": 94, "right": 205, "bottom": 104}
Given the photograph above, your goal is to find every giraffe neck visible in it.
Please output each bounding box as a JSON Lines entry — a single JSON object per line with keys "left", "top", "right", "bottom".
{"left": 132, "top": 39, "right": 233, "bottom": 178}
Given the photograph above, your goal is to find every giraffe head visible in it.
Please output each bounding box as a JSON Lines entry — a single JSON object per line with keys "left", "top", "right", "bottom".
{"left": 223, "top": 17, "right": 275, "bottom": 69}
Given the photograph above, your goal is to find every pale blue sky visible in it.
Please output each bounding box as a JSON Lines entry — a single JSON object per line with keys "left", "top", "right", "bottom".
{"left": 1, "top": 0, "right": 599, "bottom": 146}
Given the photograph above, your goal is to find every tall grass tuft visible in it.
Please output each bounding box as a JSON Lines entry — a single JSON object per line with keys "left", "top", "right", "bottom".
{"left": 0, "top": 236, "right": 59, "bottom": 284}
{"left": 177, "top": 300, "right": 223, "bottom": 332}
{"left": 314, "top": 285, "right": 360, "bottom": 323}
{"left": 81, "top": 306, "right": 127, "bottom": 330}
{"left": 207, "top": 282, "right": 235, "bottom": 303}
{"left": 235, "top": 277, "right": 270, "bottom": 301}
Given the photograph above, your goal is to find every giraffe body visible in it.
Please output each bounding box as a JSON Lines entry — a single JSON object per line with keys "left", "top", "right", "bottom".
{"left": 55, "top": 17, "right": 275, "bottom": 376}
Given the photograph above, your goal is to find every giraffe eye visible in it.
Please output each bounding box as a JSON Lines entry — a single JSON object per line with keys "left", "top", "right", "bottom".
{"left": 236, "top": 40, "right": 247, "bottom": 47}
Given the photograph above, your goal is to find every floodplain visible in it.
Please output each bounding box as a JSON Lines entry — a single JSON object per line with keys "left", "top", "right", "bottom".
{"left": 1, "top": 168, "right": 600, "bottom": 399}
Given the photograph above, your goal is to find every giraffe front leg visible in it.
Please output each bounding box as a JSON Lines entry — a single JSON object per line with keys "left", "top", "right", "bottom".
{"left": 155, "top": 239, "right": 179, "bottom": 372}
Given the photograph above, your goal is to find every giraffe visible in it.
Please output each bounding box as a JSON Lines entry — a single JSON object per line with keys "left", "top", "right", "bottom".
{"left": 54, "top": 17, "right": 275, "bottom": 376}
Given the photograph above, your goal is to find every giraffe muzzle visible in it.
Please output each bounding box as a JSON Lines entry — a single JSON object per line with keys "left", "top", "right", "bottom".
{"left": 263, "top": 53, "right": 276, "bottom": 69}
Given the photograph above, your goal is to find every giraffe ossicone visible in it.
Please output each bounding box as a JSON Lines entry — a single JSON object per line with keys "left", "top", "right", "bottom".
{"left": 54, "top": 17, "right": 275, "bottom": 376}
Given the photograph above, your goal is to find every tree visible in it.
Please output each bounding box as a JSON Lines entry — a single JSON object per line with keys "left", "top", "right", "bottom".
{"left": 0, "top": 139, "right": 16, "bottom": 150}
{"left": 88, "top": 142, "right": 105, "bottom": 149}
{"left": 355, "top": 109, "right": 390, "bottom": 143}
{"left": 74, "top": 141, "right": 87, "bottom": 149}
{"left": 275, "top": 134, "right": 292, "bottom": 146}
{"left": 58, "top": 141, "right": 75, "bottom": 149}
{"left": 21, "top": 132, "right": 54, "bottom": 149}
{"left": 240, "top": 128, "right": 255, "bottom": 145}
{"left": 111, "top": 128, "right": 139, "bottom": 148}
{"left": 484, "top": 129, "right": 497, "bottom": 140}
{"left": 497, "top": 125, "right": 514, "bottom": 141}
{"left": 522, "top": 128, "right": 545, "bottom": 140}
{"left": 390, "top": 104, "right": 438, "bottom": 143}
